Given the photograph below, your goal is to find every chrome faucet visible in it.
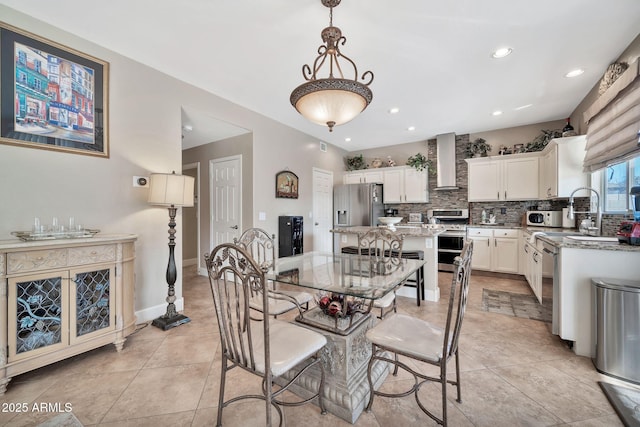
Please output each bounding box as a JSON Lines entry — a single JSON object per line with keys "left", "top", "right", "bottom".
{"left": 567, "top": 187, "right": 601, "bottom": 236}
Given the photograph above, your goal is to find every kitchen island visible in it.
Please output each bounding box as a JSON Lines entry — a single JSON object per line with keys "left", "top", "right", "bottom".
{"left": 331, "top": 225, "right": 445, "bottom": 302}
{"left": 535, "top": 233, "right": 640, "bottom": 357}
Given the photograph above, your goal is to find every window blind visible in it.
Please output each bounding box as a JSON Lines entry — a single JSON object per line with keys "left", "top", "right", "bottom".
{"left": 583, "top": 61, "right": 640, "bottom": 172}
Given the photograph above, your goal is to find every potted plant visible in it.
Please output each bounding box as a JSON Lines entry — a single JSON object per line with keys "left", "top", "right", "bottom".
{"left": 406, "top": 153, "right": 433, "bottom": 173}
{"left": 345, "top": 154, "right": 367, "bottom": 171}
{"left": 466, "top": 138, "right": 492, "bottom": 158}
{"left": 523, "top": 129, "right": 562, "bottom": 152}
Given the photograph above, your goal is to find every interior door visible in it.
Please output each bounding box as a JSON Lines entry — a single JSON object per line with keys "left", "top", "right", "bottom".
{"left": 313, "top": 168, "right": 333, "bottom": 252}
{"left": 210, "top": 156, "right": 242, "bottom": 248}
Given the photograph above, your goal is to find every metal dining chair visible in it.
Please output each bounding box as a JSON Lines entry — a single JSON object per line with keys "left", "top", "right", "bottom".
{"left": 234, "top": 228, "right": 313, "bottom": 317}
{"left": 365, "top": 240, "right": 474, "bottom": 426}
{"left": 356, "top": 227, "right": 404, "bottom": 318}
{"left": 205, "top": 243, "right": 327, "bottom": 427}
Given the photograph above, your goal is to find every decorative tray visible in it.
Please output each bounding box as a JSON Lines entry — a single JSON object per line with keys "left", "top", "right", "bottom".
{"left": 11, "top": 229, "right": 100, "bottom": 241}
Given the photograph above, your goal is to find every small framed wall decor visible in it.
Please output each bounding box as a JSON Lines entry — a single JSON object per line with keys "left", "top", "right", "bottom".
{"left": 0, "top": 23, "right": 109, "bottom": 157}
{"left": 275, "top": 170, "right": 298, "bottom": 199}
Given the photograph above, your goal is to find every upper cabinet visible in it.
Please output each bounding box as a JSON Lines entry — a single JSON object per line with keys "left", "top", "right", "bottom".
{"left": 343, "top": 169, "right": 384, "bottom": 184}
{"left": 538, "top": 136, "right": 588, "bottom": 199}
{"left": 343, "top": 166, "right": 428, "bottom": 203}
{"left": 383, "top": 166, "right": 429, "bottom": 203}
{"left": 466, "top": 155, "right": 539, "bottom": 201}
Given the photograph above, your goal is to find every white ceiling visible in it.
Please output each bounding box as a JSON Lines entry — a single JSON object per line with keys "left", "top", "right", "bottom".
{"left": 3, "top": 0, "right": 640, "bottom": 151}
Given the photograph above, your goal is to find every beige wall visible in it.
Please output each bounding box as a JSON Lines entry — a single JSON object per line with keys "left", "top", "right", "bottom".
{"left": 571, "top": 33, "right": 640, "bottom": 134}
{"left": 0, "top": 6, "right": 346, "bottom": 320}
{"left": 347, "top": 120, "right": 566, "bottom": 166}
{"left": 181, "top": 167, "right": 198, "bottom": 264}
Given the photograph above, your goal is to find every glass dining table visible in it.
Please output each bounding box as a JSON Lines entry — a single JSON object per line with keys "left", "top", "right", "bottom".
{"left": 265, "top": 251, "right": 427, "bottom": 423}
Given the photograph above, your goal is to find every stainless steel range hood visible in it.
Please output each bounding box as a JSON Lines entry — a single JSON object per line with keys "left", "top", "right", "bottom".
{"left": 435, "top": 132, "right": 459, "bottom": 190}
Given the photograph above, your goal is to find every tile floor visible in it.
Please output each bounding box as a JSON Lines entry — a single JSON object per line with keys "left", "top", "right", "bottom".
{"left": 0, "top": 268, "right": 630, "bottom": 426}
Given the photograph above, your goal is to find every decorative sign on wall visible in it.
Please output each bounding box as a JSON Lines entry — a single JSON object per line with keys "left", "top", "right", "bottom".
{"left": 275, "top": 170, "right": 299, "bottom": 199}
{"left": 0, "top": 23, "right": 109, "bottom": 158}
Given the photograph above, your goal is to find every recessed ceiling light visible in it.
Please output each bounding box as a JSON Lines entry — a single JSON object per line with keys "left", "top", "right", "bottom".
{"left": 492, "top": 47, "right": 512, "bottom": 59}
{"left": 565, "top": 69, "right": 584, "bottom": 78}
{"left": 389, "top": 107, "right": 400, "bottom": 114}
{"left": 492, "top": 110, "right": 503, "bottom": 116}
{"left": 345, "top": 137, "right": 351, "bottom": 142}
{"left": 514, "top": 104, "right": 533, "bottom": 111}
{"left": 407, "top": 126, "right": 416, "bottom": 131}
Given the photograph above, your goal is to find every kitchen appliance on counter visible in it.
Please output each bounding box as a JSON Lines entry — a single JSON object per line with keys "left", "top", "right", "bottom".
{"left": 616, "top": 186, "right": 640, "bottom": 245}
{"left": 334, "top": 183, "right": 384, "bottom": 227}
{"left": 526, "top": 210, "right": 563, "bottom": 227}
{"left": 408, "top": 212, "right": 423, "bottom": 224}
{"left": 427, "top": 208, "right": 468, "bottom": 271}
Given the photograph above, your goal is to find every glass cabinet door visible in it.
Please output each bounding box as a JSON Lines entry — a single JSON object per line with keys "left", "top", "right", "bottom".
{"left": 70, "top": 265, "right": 116, "bottom": 343}
{"left": 8, "top": 271, "right": 70, "bottom": 361}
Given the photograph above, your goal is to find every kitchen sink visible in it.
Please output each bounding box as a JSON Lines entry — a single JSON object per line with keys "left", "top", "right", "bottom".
{"left": 565, "top": 235, "right": 619, "bottom": 243}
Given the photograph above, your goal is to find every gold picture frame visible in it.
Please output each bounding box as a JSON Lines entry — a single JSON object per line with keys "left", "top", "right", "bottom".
{"left": 0, "top": 22, "right": 109, "bottom": 157}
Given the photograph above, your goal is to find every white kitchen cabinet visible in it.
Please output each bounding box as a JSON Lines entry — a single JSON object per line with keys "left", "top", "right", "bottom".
{"left": 343, "top": 169, "right": 384, "bottom": 184}
{"left": 523, "top": 240, "right": 542, "bottom": 303}
{"left": 538, "top": 136, "right": 588, "bottom": 199}
{"left": 1, "top": 235, "right": 137, "bottom": 395}
{"left": 467, "top": 227, "right": 519, "bottom": 273}
{"left": 466, "top": 155, "right": 539, "bottom": 201}
{"left": 467, "top": 228, "right": 492, "bottom": 270}
{"left": 382, "top": 166, "right": 428, "bottom": 203}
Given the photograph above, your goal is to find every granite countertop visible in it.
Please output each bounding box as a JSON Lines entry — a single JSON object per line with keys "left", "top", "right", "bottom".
{"left": 331, "top": 225, "right": 446, "bottom": 238}
{"left": 535, "top": 234, "right": 640, "bottom": 252}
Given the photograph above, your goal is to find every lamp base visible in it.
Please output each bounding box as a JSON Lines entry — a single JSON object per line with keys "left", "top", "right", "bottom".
{"left": 151, "top": 313, "right": 191, "bottom": 331}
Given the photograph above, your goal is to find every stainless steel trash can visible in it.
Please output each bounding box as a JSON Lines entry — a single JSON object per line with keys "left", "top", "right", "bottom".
{"left": 592, "top": 278, "right": 640, "bottom": 384}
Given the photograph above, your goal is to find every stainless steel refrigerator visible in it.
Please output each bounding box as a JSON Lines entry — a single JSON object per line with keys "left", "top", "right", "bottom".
{"left": 333, "top": 183, "right": 384, "bottom": 250}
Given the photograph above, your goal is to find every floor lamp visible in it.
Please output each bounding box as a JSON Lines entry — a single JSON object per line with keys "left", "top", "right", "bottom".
{"left": 148, "top": 171, "right": 195, "bottom": 330}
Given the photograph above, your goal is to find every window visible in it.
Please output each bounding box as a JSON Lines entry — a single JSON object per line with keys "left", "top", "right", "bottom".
{"left": 602, "top": 155, "right": 639, "bottom": 212}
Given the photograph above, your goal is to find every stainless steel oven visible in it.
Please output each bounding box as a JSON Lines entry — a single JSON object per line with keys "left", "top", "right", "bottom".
{"left": 428, "top": 209, "right": 469, "bottom": 272}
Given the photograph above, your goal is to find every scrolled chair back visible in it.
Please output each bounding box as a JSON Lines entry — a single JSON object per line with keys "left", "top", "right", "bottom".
{"left": 357, "top": 227, "right": 404, "bottom": 275}
{"left": 443, "top": 240, "right": 474, "bottom": 360}
{"left": 234, "top": 228, "right": 276, "bottom": 272}
{"left": 205, "top": 243, "right": 270, "bottom": 372}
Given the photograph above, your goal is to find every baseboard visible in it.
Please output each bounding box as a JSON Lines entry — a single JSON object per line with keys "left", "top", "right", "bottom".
{"left": 197, "top": 266, "right": 207, "bottom": 276}
{"left": 135, "top": 298, "right": 185, "bottom": 324}
{"left": 424, "top": 288, "right": 440, "bottom": 302}
{"left": 183, "top": 258, "right": 197, "bottom": 267}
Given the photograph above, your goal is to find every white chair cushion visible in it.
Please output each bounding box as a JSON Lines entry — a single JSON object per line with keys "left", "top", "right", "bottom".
{"left": 278, "top": 289, "right": 313, "bottom": 305}
{"left": 373, "top": 291, "right": 395, "bottom": 309}
{"left": 249, "top": 295, "right": 297, "bottom": 315}
{"left": 365, "top": 313, "right": 444, "bottom": 363}
{"left": 250, "top": 320, "right": 327, "bottom": 376}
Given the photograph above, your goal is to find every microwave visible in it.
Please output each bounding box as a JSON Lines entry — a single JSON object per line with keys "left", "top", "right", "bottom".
{"left": 527, "top": 211, "right": 563, "bottom": 227}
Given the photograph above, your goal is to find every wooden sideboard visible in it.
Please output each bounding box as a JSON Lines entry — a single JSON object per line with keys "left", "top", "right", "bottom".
{"left": 0, "top": 234, "right": 137, "bottom": 394}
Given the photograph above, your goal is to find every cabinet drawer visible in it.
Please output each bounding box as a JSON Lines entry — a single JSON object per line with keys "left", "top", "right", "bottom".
{"left": 493, "top": 229, "right": 519, "bottom": 238}
{"left": 7, "top": 249, "right": 68, "bottom": 274}
{"left": 467, "top": 228, "right": 492, "bottom": 237}
{"left": 68, "top": 245, "right": 116, "bottom": 266}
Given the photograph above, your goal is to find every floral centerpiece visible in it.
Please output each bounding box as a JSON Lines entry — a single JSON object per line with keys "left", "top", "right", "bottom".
{"left": 317, "top": 293, "right": 363, "bottom": 318}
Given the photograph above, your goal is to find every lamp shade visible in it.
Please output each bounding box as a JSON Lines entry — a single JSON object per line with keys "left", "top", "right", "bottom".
{"left": 148, "top": 173, "right": 195, "bottom": 207}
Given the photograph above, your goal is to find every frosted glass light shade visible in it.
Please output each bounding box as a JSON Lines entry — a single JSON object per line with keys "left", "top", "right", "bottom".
{"left": 148, "top": 173, "right": 195, "bottom": 207}
{"left": 291, "top": 78, "right": 372, "bottom": 129}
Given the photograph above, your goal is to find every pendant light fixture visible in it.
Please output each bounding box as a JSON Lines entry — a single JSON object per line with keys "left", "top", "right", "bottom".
{"left": 290, "top": 0, "right": 374, "bottom": 132}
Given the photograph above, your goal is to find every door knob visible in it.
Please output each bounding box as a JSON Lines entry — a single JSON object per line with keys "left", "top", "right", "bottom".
{"left": 315, "top": 222, "right": 319, "bottom": 226}
{"left": 230, "top": 225, "right": 238, "bottom": 230}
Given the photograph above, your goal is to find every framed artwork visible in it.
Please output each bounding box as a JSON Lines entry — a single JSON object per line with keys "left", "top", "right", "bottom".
{"left": 275, "top": 170, "right": 299, "bottom": 199}
{"left": 512, "top": 143, "right": 525, "bottom": 153}
{"left": 0, "top": 23, "right": 109, "bottom": 157}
